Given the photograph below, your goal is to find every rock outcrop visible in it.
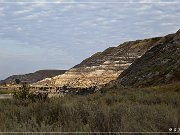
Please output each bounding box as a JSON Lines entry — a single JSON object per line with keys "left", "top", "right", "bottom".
{"left": 37, "top": 37, "right": 161, "bottom": 88}
{"left": 0, "top": 70, "right": 67, "bottom": 85}
{"left": 116, "top": 30, "right": 180, "bottom": 87}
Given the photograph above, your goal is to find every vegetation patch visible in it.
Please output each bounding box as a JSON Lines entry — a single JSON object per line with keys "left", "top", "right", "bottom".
{"left": 0, "top": 90, "right": 14, "bottom": 94}
{"left": 0, "top": 84, "right": 179, "bottom": 132}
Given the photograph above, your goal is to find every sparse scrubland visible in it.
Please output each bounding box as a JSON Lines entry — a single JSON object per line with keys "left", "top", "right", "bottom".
{"left": 0, "top": 83, "right": 179, "bottom": 133}
{"left": 0, "top": 90, "right": 14, "bottom": 94}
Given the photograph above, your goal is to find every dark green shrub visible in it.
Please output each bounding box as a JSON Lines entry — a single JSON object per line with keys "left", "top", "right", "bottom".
{"left": 15, "top": 79, "right": 21, "bottom": 84}
{"left": 13, "top": 84, "right": 48, "bottom": 102}
{"left": 13, "top": 83, "right": 30, "bottom": 100}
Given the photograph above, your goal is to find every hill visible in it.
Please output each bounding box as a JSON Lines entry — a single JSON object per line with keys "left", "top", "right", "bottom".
{"left": 0, "top": 70, "right": 67, "bottom": 85}
{"left": 115, "top": 30, "right": 180, "bottom": 87}
{"left": 37, "top": 37, "right": 161, "bottom": 88}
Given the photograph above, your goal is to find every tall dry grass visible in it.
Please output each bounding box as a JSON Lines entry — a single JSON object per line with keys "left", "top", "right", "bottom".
{"left": 0, "top": 83, "right": 179, "bottom": 133}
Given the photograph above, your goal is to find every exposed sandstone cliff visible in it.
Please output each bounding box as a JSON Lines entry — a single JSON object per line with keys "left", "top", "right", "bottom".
{"left": 37, "top": 37, "right": 161, "bottom": 88}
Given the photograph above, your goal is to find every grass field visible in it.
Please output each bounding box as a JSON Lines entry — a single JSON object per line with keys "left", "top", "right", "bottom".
{"left": 0, "top": 89, "right": 14, "bottom": 94}
{"left": 0, "top": 83, "right": 179, "bottom": 133}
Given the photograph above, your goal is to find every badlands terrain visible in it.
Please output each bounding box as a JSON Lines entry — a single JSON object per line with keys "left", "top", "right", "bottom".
{"left": 0, "top": 30, "right": 180, "bottom": 133}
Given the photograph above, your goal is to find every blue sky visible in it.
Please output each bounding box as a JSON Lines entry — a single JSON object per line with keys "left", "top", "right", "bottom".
{"left": 0, "top": 0, "right": 180, "bottom": 80}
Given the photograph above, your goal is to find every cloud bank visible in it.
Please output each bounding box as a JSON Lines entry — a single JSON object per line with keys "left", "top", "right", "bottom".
{"left": 0, "top": 0, "right": 180, "bottom": 79}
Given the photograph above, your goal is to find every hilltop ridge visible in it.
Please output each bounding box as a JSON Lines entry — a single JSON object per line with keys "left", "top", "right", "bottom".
{"left": 0, "top": 70, "right": 67, "bottom": 85}
{"left": 114, "top": 30, "right": 180, "bottom": 87}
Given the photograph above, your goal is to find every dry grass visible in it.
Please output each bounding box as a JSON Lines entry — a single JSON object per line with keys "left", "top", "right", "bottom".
{"left": 149, "top": 82, "right": 180, "bottom": 92}
{"left": 0, "top": 84, "right": 179, "bottom": 133}
{"left": 0, "top": 90, "right": 14, "bottom": 94}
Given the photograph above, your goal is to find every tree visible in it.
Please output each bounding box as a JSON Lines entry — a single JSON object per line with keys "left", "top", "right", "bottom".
{"left": 13, "top": 83, "right": 49, "bottom": 102}
{"left": 13, "top": 83, "right": 30, "bottom": 100}
{"left": 15, "top": 79, "right": 21, "bottom": 84}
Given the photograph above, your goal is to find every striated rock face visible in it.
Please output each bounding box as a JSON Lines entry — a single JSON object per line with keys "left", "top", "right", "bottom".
{"left": 0, "top": 70, "right": 67, "bottom": 85}
{"left": 38, "top": 37, "right": 161, "bottom": 88}
{"left": 116, "top": 30, "right": 180, "bottom": 87}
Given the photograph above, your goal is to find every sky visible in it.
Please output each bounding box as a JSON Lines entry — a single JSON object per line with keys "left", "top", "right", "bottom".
{"left": 0, "top": 0, "right": 180, "bottom": 80}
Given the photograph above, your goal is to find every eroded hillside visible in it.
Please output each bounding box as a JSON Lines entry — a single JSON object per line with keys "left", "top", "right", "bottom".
{"left": 37, "top": 37, "right": 161, "bottom": 88}
{"left": 116, "top": 30, "right": 180, "bottom": 87}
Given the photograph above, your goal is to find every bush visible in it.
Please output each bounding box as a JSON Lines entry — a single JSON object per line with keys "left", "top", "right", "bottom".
{"left": 13, "top": 83, "right": 48, "bottom": 102}
{"left": 0, "top": 84, "right": 179, "bottom": 132}
{"left": 13, "top": 83, "right": 30, "bottom": 100}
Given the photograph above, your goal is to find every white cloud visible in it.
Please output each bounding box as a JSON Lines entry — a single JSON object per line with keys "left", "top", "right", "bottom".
{"left": 0, "top": 7, "right": 5, "bottom": 16}
{"left": 23, "top": 10, "right": 52, "bottom": 20}
{"left": 161, "top": 22, "right": 174, "bottom": 26}
{"left": 13, "top": 9, "right": 33, "bottom": 15}
{"left": 134, "top": 20, "right": 154, "bottom": 26}
{"left": 16, "top": 27, "right": 23, "bottom": 31}
{"left": 136, "top": 4, "right": 152, "bottom": 11}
